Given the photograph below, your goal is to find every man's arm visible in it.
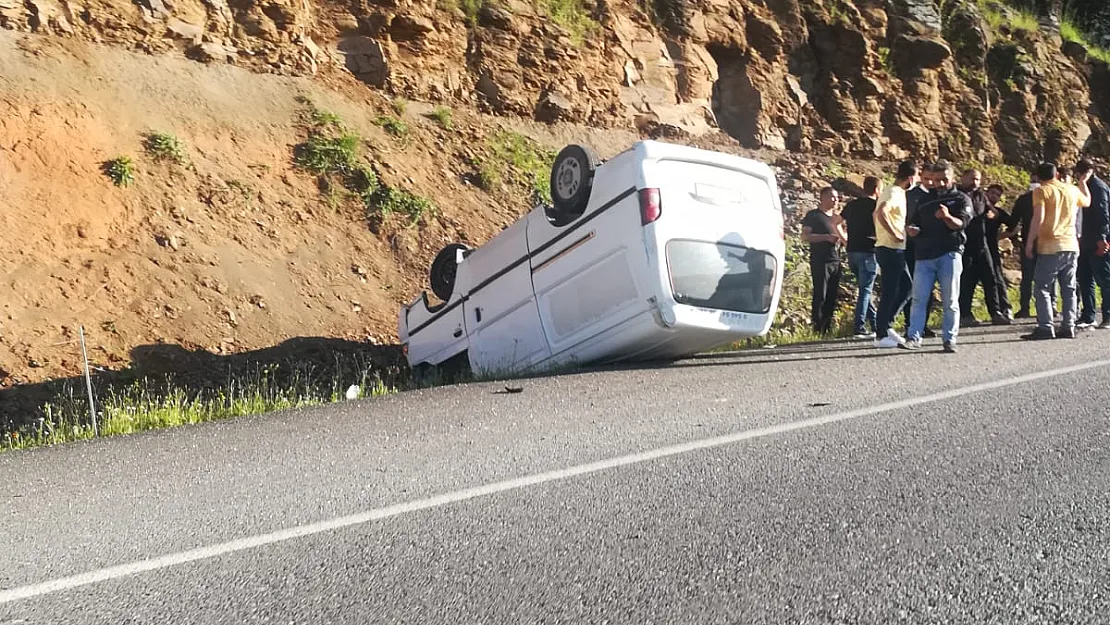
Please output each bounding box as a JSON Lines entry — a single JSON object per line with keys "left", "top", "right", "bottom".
{"left": 1094, "top": 180, "right": 1110, "bottom": 243}
{"left": 1026, "top": 188, "right": 1046, "bottom": 258}
{"left": 937, "top": 196, "right": 970, "bottom": 231}
{"left": 1077, "top": 175, "right": 1092, "bottom": 209}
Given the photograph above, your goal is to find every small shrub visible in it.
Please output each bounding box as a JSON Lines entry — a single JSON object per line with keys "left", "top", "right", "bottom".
{"left": 429, "top": 106, "right": 454, "bottom": 129}
{"left": 310, "top": 108, "right": 344, "bottom": 128}
{"left": 102, "top": 156, "right": 136, "bottom": 187}
{"left": 536, "top": 0, "right": 598, "bottom": 43}
{"left": 294, "top": 131, "right": 361, "bottom": 174}
{"left": 374, "top": 115, "right": 409, "bottom": 138}
{"left": 375, "top": 187, "right": 435, "bottom": 226}
{"left": 391, "top": 98, "right": 408, "bottom": 116}
{"left": 458, "top": 0, "right": 485, "bottom": 25}
{"left": 877, "top": 46, "right": 894, "bottom": 75}
{"left": 143, "top": 132, "right": 188, "bottom": 164}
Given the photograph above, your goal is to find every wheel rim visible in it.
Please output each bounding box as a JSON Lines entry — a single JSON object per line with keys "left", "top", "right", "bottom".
{"left": 555, "top": 158, "right": 581, "bottom": 200}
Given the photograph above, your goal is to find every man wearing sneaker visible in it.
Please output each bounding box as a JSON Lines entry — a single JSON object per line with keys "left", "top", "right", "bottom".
{"left": 904, "top": 161, "right": 973, "bottom": 353}
{"left": 842, "top": 176, "right": 881, "bottom": 339}
{"left": 873, "top": 161, "right": 917, "bottom": 348}
{"left": 1074, "top": 160, "right": 1110, "bottom": 329}
{"left": 1022, "top": 162, "right": 1093, "bottom": 341}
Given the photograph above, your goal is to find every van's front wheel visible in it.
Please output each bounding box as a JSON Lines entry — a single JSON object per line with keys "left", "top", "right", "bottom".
{"left": 549, "top": 144, "right": 598, "bottom": 221}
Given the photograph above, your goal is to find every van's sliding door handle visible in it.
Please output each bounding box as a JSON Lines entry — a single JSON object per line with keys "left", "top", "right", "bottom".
{"left": 475, "top": 308, "right": 482, "bottom": 323}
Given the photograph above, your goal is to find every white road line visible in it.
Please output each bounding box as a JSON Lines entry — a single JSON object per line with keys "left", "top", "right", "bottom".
{"left": 3, "top": 357, "right": 1107, "bottom": 604}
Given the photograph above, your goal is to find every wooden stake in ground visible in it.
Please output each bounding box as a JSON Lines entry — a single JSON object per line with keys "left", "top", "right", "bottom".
{"left": 79, "top": 325, "right": 98, "bottom": 437}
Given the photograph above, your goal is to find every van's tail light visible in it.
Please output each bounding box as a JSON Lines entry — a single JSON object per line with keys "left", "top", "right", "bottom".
{"left": 639, "top": 188, "right": 661, "bottom": 225}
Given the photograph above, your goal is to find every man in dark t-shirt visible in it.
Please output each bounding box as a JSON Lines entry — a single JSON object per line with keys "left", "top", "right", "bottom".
{"left": 1002, "top": 183, "right": 1054, "bottom": 317}
{"left": 902, "top": 172, "right": 937, "bottom": 337}
{"left": 841, "top": 176, "right": 880, "bottom": 338}
{"left": 802, "top": 187, "right": 846, "bottom": 334}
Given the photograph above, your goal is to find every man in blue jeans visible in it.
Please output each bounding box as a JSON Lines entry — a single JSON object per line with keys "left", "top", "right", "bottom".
{"left": 841, "top": 176, "right": 881, "bottom": 338}
{"left": 904, "top": 160, "right": 973, "bottom": 353}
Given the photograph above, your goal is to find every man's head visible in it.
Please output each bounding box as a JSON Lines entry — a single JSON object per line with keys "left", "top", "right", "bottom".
{"left": 931, "top": 160, "right": 956, "bottom": 191}
{"left": 986, "top": 183, "right": 1004, "bottom": 205}
{"left": 863, "top": 176, "right": 882, "bottom": 198}
{"left": 1057, "top": 166, "right": 1073, "bottom": 184}
{"left": 895, "top": 160, "right": 918, "bottom": 189}
{"left": 1035, "top": 162, "right": 1057, "bottom": 183}
{"left": 819, "top": 186, "right": 839, "bottom": 211}
{"left": 920, "top": 162, "right": 937, "bottom": 189}
{"left": 1075, "top": 159, "right": 1096, "bottom": 182}
{"left": 961, "top": 168, "right": 982, "bottom": 191}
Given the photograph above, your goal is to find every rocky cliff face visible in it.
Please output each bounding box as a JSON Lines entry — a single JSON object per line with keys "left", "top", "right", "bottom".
{"left": 2, "top": 0, "right": 1107, "bottom": 168}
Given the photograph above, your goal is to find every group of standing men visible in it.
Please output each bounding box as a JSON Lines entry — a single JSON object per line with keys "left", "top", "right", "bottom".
{"left": 801, "top": 158, "right": 1110, "bottom": 353}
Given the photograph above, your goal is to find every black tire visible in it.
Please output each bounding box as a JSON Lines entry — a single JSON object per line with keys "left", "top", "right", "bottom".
{"left": 549, "top": 144, "right": 599, "bottom": 220}
{"left": 429, "top": 243, "right": 470, "bottom": 301}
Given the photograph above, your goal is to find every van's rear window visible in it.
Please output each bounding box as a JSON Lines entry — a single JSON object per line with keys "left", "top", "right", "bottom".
{"left": 665, "top": 240, "right": 777, "bottom": 314}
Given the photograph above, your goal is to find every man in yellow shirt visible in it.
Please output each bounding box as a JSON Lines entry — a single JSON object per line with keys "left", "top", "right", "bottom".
{"left": 872, "top": 160, "right": 918, "bottom": 348}
{"left": 1022, "top": 162, "right": 1093, "bottom": 340}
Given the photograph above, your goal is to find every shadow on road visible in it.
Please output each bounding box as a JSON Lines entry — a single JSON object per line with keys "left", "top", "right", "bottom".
{"left": 0, "top": 338, "right": 407, "bottom": 428}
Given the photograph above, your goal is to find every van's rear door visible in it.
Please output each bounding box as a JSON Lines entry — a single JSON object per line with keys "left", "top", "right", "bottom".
{"left": 648, "top": 158, "right": 783, "bottom": 315}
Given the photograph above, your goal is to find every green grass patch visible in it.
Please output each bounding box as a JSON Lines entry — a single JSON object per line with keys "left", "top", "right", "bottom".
{"left": 1060, "top": 15, "right": 1110, "bottom": 64}
{"left": 294, "top": 131, "right": 361, "bottom": 174}
{"left": 374, "top": 115, "right": 409, "bottom": 139}
{"left": 373, "top": 186, "right": 436, "bottom": 226}
{"left": 536, "top": 0, "right": 597, "bottom": 43}
{"left": 457, "top": 0, "right": 485, "bottom": 25}
{"left": 142, "top": 132, "right": 189, "bottom": 165}
{"left": 475, "top": 130, "right": 557, "bottom": 202}
{"left": 291, "top": 101, "right": 434, "bottom": 226}
{"left": 428, "top": 106, "right": 454, "bottom": 129}
{"left": 977, "top": 0, "right": 1039, "bottom": 34}
{"left": 102, "top": 156, "right": 135, "bottom": 187}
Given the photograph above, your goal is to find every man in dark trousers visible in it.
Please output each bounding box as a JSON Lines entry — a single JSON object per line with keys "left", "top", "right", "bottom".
{"left": 904, "top": 160, "right": 973, "bottom": 353}
{"left": 841, "top": 176, "right": 880, "bottom": 338}
{"left": 802, "top": 187, "right": 847, "bottom": 334}
{"left": 1002, "top": 182, "right": 1052, "bottom": 317}
{"left": 984, "top": 183, "right": 1015, "bottom": 320}
{"left": 1075, "top": 159, "right": 1110, "bottom": 329}
{"left": 957, "top": 169, "right": 1008, "bottom": 326}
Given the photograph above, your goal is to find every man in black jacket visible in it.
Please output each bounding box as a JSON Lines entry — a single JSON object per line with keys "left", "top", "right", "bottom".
{"left": 984, "top": 183, "right": 1015, "bottom": 320}
{"left": 1075, "top": 159, "right": 1110, "bottom": 329}
{"left": 904, "top": 160, "right": 973, "bottom": 353}
{"left": 957, "top": 169, "right": 1007, "bottom": 326}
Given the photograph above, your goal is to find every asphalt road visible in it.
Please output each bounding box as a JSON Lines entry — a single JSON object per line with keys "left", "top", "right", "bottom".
{"left": 2, "top": 322, "right": 1110, "bottom": 623}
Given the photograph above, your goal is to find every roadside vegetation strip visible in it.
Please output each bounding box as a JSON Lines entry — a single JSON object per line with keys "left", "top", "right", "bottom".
{"left": 1, "top": 358, "right": 401, "bottom": 454}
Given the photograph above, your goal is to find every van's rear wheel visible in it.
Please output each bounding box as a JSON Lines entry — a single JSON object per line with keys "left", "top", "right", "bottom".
{"left": 549, "top": 144, "right": 599, "bottom": 221}
{"left": 429, "top": 243, "right": 470, "bottom": 301}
